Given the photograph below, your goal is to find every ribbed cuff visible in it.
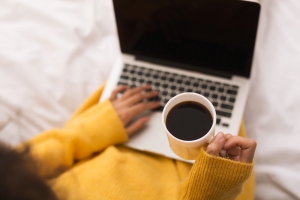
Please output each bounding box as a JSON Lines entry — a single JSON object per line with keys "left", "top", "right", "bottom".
{"left": 182, "top": 148, "right": 253, "bottom": 200}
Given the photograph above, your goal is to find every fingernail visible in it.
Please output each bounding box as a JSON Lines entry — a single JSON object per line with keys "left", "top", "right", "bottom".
{"left": 215, "top": 132, "right": 224, "bottom": 141}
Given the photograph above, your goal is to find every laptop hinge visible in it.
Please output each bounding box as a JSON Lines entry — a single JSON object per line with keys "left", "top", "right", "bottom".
{"left": 136, "top": 55, "right": 233, "bottom": 79}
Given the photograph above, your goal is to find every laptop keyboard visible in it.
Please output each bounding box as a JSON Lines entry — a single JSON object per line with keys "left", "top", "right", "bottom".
{"left": 117, "top": 63, "right": 239, "bottom": 127}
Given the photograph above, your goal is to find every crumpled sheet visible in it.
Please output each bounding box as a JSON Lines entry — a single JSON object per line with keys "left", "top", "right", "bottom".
{"left": 0, "top": 0, "right": 121, "bottom": 144}
{"left": 1, "top": 0, "right": 300, "bottom": 199}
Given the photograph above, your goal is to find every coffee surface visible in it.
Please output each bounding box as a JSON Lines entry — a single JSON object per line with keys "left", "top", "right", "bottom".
{"left": 166, "top": 101, "right": 213, "bottom": 141}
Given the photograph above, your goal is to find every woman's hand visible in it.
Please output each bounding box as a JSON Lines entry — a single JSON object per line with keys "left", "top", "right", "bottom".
{"left": 110, "top": 85, "right": 160, "bottom": 136}
{"left": 206, "top": 132, "right": 257, "bottom": 163}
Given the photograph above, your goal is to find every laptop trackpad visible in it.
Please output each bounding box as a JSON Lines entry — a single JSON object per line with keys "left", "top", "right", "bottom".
{"left": 123, "top": 112, "right": 189, "bottom": 161}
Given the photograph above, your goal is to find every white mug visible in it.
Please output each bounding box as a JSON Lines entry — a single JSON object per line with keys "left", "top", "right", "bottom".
{"left": 162, "top": 93, "right": 217, "bottom": 160}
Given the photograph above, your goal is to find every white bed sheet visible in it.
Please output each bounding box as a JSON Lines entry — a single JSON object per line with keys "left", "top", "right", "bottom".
{"left": 1, "top": 0, "right": 300, "bottom": 199}
{"left": 0, "top": 0, "right": 121, "bottom": 144}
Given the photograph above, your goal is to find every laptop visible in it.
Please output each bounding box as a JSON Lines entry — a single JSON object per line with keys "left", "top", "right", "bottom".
{"left": 100, "top": 0, "right": 261, "bottom": 162}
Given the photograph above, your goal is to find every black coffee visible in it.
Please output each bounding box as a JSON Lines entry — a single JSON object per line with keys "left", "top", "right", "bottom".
{"left": 166, "top": 101, "right": 213, "bottom": 141}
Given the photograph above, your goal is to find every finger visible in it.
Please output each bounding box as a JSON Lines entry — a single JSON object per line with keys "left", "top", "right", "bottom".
{"left": 126, "top": 101, "right": 160, "bottom": 119}
{"left": 223, "top": 136, "right": 257, "bottom": 163}
{"left": 126, "top": 117, "right": 150, "bottom": 136}
{"left": 109, "top": 85, "right": 129, "bottom": 101}
{"left": 123, "top": 90, "right": 159, "bottom": 106}
{"left": 224, "top": 134, "right": 242, "bottom": 161}
{"left": 206, "top": 132, "right": 226, "bottom": 156}
{"left": 225, "top": 133, "right": 233, "bottom": 140}
{"left": 227, "top": 146, "right": 241, "bottom": 162}
{"left": 121, "top": 85, "right": 151, "bottom": 99}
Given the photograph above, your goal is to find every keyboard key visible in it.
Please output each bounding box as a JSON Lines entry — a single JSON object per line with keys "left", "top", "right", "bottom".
{"left": 222, "top": 123, "right": 229, "bottom": 127}
{"left": 217, "top": 118, "right": 221, "bottom": 125}
{"left": 169, "top": 78, "right": 175, "bottom": 82}
{"left": 220, "top": 96, "right": 226, "bottom": 101}
{"left": 170, "top": 85, "right": 176, "bottom": 90}
{"left": 221, "top": 104, "right": 233, "bottom": 110}
{"left": 201, "top": 85, "right": 207, "bottom": 89}
{"left": 153, "top": 106, "right": 164, "bottom": 112}
{"left": 161, "top": 76, "right": 167, "bottom": 80}
{"left": 162, "top": 91, "right": 168, "bottom": 96}
{"left": 212, "top": 94, "right": 218, "bottom": 99}
{"left": 139, "top": 79, "right": 144, "bottom": 83}
{"left": 153, "top": 74, "right": 159, "bottom": 78}
{"left": 118, "top": 81, "right": 127, "bottom": 85}
{"left": 216, "top": 110, "right": 232, "bottom": 118}
{"left": 229, "top": 98, "right": 236, "bottom": 103}
{"left": 212, "top": 101, "right": 218, "bottom": 107}
{"left": 227, "top": 89, "right": 237, "bottom": 95}
{"left": 155, "top": 82, "right": 160, "bottom": 87}
{"left": 177, "top": 79, "right": 183, "bottom": 84}
{"left": 185, "top": 81, "right": 191, "bottom": 86}
{"left": 210, "top": 86, "right": 216, "bottom": 91}
{"left": 121, "top": 75, "right": 129, "bottom": 80}
{"left": 187, "top": 89, "right": 193, "bottom": 92}
{"left": 193, "top": 83, "right": 199, "bottom": 87}
{"left": 195, "top": 91, "right": 201, "bottom": 94}
{"left": 145, "top": 73, "right": 151, "bottom": 77}
{"left": 138, "top": 71, "right": 143, "bottom": 75}
{"left": 218, "top": 88, "right": 224, "bottom": 93}
{"left": 130, "top": 70, "right": 135, "bottom": 74}
{"left": 163, "top": 84, "right": 168, "bottom": 88}
{"left": 204, "top": 92, "right": 209, "bottom": 97}
{"left": 179, "top": 87, "right": 185, "bottom": 92}
{"left": 171, "top": 93, "right": 176, "bottom": 97}
{"left": 232, "top": 85, "right": 239, "bottom": 89}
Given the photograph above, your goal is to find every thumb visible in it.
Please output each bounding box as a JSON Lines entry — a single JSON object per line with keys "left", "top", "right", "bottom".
{"left": 206, "top": 132, "right": 226, "bottom": 156}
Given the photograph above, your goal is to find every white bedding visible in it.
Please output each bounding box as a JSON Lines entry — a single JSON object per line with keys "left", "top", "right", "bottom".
{"left": 1, "top": 0, "right": 300, "bottom": 199}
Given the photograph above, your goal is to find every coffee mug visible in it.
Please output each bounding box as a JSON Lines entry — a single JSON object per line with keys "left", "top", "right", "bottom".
{"left": 162, "top": 93, "right": 217, "bottom": 160}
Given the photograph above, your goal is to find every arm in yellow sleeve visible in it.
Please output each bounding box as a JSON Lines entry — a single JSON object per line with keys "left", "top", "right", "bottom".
{"left": 177, "top": 122, "right": 253, "bottom": 200}
{"left": 18, "top": 84, "right": 128, "bottom": 178}
{"left": 177, "top": 148, "right": 253, "bottom": 200}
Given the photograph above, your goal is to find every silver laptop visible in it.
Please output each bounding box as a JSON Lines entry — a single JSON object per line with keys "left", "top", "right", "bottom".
{"left": 100, "top": 0, "right": 261, "bottom": 162}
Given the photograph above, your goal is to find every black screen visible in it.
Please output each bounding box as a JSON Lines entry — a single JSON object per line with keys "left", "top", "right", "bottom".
{"left": 112, "top": 0, "right": 260, "bottom": 78}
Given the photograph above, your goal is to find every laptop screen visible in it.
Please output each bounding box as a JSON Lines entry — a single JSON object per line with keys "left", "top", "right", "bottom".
{"left": 112, "top": 0, "right": 260, "bottom": 78}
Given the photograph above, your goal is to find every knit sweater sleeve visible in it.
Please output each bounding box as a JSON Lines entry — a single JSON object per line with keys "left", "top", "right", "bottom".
{"left": 177, "top": 148, "right": 253, "bottom": 200}
{"left": 18, "top": 84, "right": 128, "bottom": 178}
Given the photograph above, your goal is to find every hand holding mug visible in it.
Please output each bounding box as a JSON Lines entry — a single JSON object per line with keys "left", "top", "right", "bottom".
{"left": 162, "top": 92, "right": 256, "bottom": 162}
{"left": 206, "top": 132, "right": 257, "bottom": 163}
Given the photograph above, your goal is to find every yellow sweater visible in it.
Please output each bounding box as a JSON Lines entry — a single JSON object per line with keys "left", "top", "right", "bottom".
{"left": 22, "top": 85, "right": 255, "bottom": 200}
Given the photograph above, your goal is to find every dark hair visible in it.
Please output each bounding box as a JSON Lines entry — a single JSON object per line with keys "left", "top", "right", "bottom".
{"left": 0, "top": 142, "right": 58, "bottom": 200}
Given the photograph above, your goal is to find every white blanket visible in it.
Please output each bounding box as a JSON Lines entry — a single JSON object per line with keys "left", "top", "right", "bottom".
{"left": 1, "top": 0, "right": 300, "bottom": 199}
